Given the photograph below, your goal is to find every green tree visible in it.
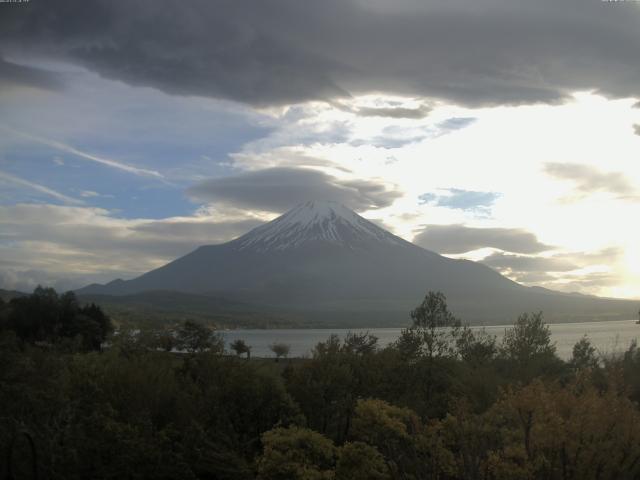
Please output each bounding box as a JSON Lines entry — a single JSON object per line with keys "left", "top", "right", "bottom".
{"left": 257, "top": 426, "right": 336, "bottom": 480}
{"left": 284, "top": 334, "right": 382, "bottom": 442}
{"left": 440, "top": 404, "right": 503, "bottom": 480}
{"left": 175, "top": 320, "right": 223, "bottom": 354}
{"left": 488, "top": 378, "right": 640, "bottom": 480}
{"left": 5, "top": 288, "right": 112, "bottom": 351}
{"left": 391, "top": 292, "right": 463, "bottom": 417}
{"left": 7, "top": 286, "right": 60, "bottom": 343}
{"left": 571, "top": 335, "right": 599, "bottom": 370}
{"left": 457, "top": 326, "right": 497, "bottom": 365}
{"left": 0, "top": 296, "right": 7, "bottom": 330}
{"left": 230, "top": 338, "right": 252, "bottom": 359}
{"left": 180, "top": 353, "right": 302, "bottom": 458}
{"left": 607, "top": 340, "right": 640, "bottom": 405}
{"left": 499, "top": 312, "right": 561, "bottom": 380}
{"left": 397, "top": 291, "right": 462, "bottom": 360}
{"left": 342, "top": 332, "right": 378, "bottom": 356}
{"left": 270, "top": 342, "right": 291, "bottom": 362}
{"left": 335, "top": 442, "right": 389, "bottom": 480}
{"left": 78, "top": 302, "right": 113, "bottom": 349}
{"left": 350, "top": 398, "right": 456, "bottom": 478}
{"left": 501, "top": 312, "right": 554, "bottom": 361}
{"left": 350, "top": 398, "right": 419, "bottom": 450}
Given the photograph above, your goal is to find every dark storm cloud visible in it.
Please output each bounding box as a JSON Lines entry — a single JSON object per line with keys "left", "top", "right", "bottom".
{"left": 2, "top": 0, "right": 640, "bottom": 106}
{"left": 413, "top": 224, "right": 552, "bottom": 254}
{"left": 544, "top": 163, "right": 635, "bottom": 196}
{"left": 0, "top": 0, "right": 349, "bottom": 105}
{"left": 187, "top": 167, "right": 401, "bottom": 212}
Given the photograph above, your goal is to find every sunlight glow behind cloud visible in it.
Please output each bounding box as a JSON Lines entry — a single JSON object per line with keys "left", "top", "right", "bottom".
{"left": 0, "top": 61, "right": 639, "bottom": 298}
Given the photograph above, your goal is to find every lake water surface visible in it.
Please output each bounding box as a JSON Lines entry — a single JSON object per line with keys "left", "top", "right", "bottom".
{"left": 223, "top": 319, "right": 640, "bottom": 360}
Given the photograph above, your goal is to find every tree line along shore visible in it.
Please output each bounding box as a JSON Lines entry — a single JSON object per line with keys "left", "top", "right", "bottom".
{"left": 3, "top": 288, "right": 640, "bottom": 479}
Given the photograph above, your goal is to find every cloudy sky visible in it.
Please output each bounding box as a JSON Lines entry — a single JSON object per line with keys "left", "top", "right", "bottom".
{"left": 1, "top": 0, "right": 639, "bottom": 298}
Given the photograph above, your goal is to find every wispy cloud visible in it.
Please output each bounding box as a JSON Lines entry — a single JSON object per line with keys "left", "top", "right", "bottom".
{"left": 1, "top": 126, "right": 164, "bottom": 179}
{"left": 80, "top": 190, "right": 100, "bottom": 198}
{"left": 0, "top": 170, "right": 83, "bottom": 205}
{"left": 0, "top": 203, "right": 266, "bottom": 290}
{"left": 79, "top": 190, "right": 114, "bottom": 199}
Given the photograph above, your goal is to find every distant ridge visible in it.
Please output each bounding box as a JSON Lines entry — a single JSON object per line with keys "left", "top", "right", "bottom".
{"left": 0, "top": 288, "right": 28, "bottom": 302}
{"left": 78, "top": 201, "right": 637, "bottom": 324}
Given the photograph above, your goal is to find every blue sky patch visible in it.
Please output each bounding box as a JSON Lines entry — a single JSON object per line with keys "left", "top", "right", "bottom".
{"left": 420, "top": 188, "right": 500, "bottom": 215}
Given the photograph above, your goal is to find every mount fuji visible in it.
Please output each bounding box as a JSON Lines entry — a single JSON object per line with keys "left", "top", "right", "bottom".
{"left": 78, "top": 201, "right": 636, "bottom": 324}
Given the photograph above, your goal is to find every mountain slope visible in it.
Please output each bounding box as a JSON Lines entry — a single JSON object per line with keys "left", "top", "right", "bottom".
{"left": 0, "top": 288, "right": 28, "bottom": 302}
{"left": 78, "top": 201, "right": 637, "bottom": 324}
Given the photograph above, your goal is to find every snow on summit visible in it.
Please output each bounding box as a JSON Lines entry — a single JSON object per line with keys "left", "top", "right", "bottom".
{"left": 234, "top": 201, "right": 407, "bottom": 251}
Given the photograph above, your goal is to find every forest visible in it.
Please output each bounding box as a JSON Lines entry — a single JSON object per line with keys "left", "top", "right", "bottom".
{"left": 3, "top": 288, "right": 640, "bottom": 479}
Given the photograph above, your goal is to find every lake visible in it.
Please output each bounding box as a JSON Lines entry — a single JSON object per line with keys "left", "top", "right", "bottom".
{"left": 223, "top": 319, "right": 640, "bottom": 360}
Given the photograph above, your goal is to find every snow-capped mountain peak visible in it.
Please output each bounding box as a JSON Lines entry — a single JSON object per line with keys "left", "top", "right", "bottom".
{"left": 233, "top": 200, "right": 407, "bottom": 251}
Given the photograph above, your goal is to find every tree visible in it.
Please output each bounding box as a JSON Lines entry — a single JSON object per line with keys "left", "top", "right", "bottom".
{"left": 350, "top": 398, "right": 454, "bottom": 478}
{"left": 335, "top": 442, "right": 389, "bottom": 480}
{"left": 440, "top": 404, "right": 504, "bottom": 480}
{"left": 501, "top": 312, "right": 554, "bottom": 361}
{"left": 342, "top": 332, "right": 378, "bottom": 356}
{"left": 175, "top": 320, "right": 223, "bottom": 354}
{"left": 155, "top": 329, "right": 175, "bottom": 352}
{"left": 607, "top": 340, "right": 640, "bottom": 405}
{"left": 350, "top": 398, "right": 419, "bottom": 453}
{"left": 7, "top": 286, "right": 60, "bottom": 343}
{"left": 499, "top": 312, "right": 561, "bottom": 379}
{"left": 0, "top": 296, "right": 6, "bottom": 327}
{"left": 269, "top": 342, "right": 291, "bottom": 362}
{"left": 76, "top": 302, "right": 113, "bottom": 350}
{"left": 257, "top": 426, "right": 336, "bottom": 480}
{"left": 230, "top": 339, "right": 252, "bottom": 359}
{"left": 397, "top": 291, "right": 462, "bottom": 360}
{"left": 571, "top": 335, "right": 599, "bottom": 370}
{"left": 4, "top": 288, "right": 112, "bottom": 351}
{"left": 456, "top": 326, "right": 497, "bottom": 365}
{"left": 391, "top": 292, "right": 463, "bottom": 417}
{"left": 487, "top": 378, "right": 640, "bottom": 480}
{"left": 285, "top": 334, "right": 362, "bottom": 442}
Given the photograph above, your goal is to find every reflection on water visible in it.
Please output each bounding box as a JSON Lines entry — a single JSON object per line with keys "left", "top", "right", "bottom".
{"left": 223, "top": 319, "right": 640, "bottom": 360}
